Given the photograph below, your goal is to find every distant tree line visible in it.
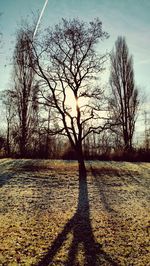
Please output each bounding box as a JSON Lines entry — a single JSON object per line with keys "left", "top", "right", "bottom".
{"left": 0, "top": 18, "right": 149, "bottom": 163}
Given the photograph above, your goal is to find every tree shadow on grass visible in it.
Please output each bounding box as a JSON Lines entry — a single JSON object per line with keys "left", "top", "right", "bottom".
{"left": 90, "top": 166, "right": 117, "bottom": 214}
{"left": 0, "top": 160, "right": 17, "bottom": 188}
{"left": 35, "top": 168, "right": 119, "bottom": 266}
{"left": 0, "top": 172, "right": 15, "bottom": 188}
{"left": 0, "top": 160, "right": 41, "bottom": 188}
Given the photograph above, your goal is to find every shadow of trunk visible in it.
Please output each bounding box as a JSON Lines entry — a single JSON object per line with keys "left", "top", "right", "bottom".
{"left": 90, "top": 166, "right": 116, "bottom": 214}
{"left": 0, "top": 172, "right": 15, "bottom": 187}
{"left": 35, "top": 165, "right": 119, "bottom": 266}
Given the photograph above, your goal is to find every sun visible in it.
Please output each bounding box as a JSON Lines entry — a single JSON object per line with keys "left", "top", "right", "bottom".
{"left": 65, "top": 90, "right": 87, "bottom": 118}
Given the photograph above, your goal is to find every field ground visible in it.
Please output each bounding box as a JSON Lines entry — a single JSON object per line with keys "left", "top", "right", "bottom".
{"left": 0, "top": 159, "right": 150, "bottom": 266}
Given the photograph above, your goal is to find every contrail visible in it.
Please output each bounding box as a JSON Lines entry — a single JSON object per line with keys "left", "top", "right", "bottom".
{"left": 33, "top": 0, "right": 48, "bottom": 38}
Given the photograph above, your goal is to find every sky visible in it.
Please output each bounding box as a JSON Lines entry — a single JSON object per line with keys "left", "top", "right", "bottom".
{"left": 0, "top": 0, "right": 150, "bottom": 139}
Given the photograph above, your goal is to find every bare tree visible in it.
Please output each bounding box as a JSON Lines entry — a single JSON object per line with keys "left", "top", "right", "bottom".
{"left": 109, "top": 36, "right": 139, "bottom": 151}
{"left": 1, "top": 90, "right": 16, "bottom": 156}
{"left": 144, "top": 111, "right": 150, "bottom": 150}
{"left": 31, "top": 18, "right": 109, "bottom": 174}
{"left": 12, "top": 27, "right": 38, "bottom": 157}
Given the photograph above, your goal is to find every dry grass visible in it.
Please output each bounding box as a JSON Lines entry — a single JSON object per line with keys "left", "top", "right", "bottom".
{"left": 0, "top": 159, "right": 150, "bottom": 265}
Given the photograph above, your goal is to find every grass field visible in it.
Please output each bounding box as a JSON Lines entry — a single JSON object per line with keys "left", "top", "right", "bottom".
{"left": 0, "top": 159, "right": 150, "bottom": 266}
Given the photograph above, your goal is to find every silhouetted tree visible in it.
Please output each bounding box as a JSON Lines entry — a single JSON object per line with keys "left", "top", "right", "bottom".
{"left": 109, "top": 36, "right": 139, "bottom": 151}
{"left": 31, "top": 18, "right": 109, "bottom": 174}
{"left": 12, "top": 27, "right": 38, "bottom": 157}
{"left": 0, "top": 135, "right": 5, "bottom": 156}
{"left": 144, "top": 111, "right": 150, "bottom": 150}
{"left": 1, "top": 90, "right": 16, "bottom": 156}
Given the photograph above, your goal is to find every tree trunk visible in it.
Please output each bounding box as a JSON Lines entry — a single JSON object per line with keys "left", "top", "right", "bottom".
{"left": 6, "top": 121, "right": 10, "bottom": 157}
{"left": 76, "top": 145, "right": 86, "bottom": 180}
{"left": 123, "top": 129, "right": 130, "bottom": 151}
{"left": 20, "top": 126, "right": 27, "bottom": 158}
